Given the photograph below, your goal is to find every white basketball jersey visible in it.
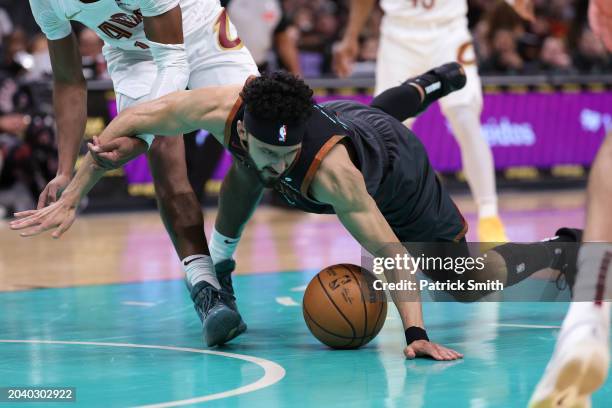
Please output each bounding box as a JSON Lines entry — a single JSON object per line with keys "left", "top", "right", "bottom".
{"left": 379, "top": 0, "right": 467, "bottom": 23}
{"left": 30, "top": 0, "right": 220, "bottom": 51}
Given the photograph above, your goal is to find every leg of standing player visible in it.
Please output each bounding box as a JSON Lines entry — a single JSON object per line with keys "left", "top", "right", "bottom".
{"left": 529, "top": 133, "right": 612, "bottom": 408}
{"left": 182, "top": 12, "right": 260, "bottom": 344}
{"left": 376, "top": 18, "right": 506, "bottom": 242}
{"left": 435, "top": 19, "right": 506, "bottom": 242}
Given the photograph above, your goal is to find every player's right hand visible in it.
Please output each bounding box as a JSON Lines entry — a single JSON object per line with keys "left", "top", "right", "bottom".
{"left": 10, "top": 196, "right": 78, "bottom": 239}
{"left": 404, "top": 340, "right": 464, "bottom": 361}
{"left": 37, "top": 173, "right": 72, "bottom": 210}
{"left": 332, "top": 38, "right": 359, "bottom": 78}
{"left": 87, "top": 135, "right": 147, "bottom": 170}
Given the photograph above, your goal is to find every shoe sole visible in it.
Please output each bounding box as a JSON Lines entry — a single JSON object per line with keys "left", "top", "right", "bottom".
{"left": 203, "top": 306, "right": 246, "bottom": 347}
{"left": 530, "top": 341, "right": 609, "bottom": 408}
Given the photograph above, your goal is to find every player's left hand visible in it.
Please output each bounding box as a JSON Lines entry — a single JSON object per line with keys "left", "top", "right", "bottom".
{"left": 88, "top": 135, "right": 147, "bottom": 170}
{"left": 512, "top": 0, "right": 535, "bottom": 23}
{"left": 9, "top": 197, "right": 78, "bottom": 239}
{"left": 404, "top": 340, "right": 464, "bottom": 361}
{"left": 332, "top": 38, "right": 359, "bottom": 78}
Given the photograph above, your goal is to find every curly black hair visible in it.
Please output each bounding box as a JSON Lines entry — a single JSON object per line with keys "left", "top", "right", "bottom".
{"left": 240, "top": 71, "right": 314, "bottom": 124}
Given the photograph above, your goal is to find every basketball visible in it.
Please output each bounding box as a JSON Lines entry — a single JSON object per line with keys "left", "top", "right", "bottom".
{"left": 302, "top": 264, "right": 387, "bottom": 349}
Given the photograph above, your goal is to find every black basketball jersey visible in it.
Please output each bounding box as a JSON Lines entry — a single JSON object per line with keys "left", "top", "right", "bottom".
{"left": 223, "top": 98, "right": 467, "bottom": 242}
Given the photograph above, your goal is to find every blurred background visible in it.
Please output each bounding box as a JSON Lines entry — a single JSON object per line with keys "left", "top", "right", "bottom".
{"left": 0, "top": 0, "right": 610, "bottom": 216}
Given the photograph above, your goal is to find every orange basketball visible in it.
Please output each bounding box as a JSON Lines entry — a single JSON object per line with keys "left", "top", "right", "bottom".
{"left": 302, "top": 264, "right": 387, "bottom": 349}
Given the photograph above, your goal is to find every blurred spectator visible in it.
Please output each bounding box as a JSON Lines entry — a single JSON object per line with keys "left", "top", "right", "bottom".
{"left": 480, "top": 29, "right": 524, "bottom": 74}
{"left": 26, "top": 34, "right": 52, "bottom": 80}
{"left": 540, "top": 36, "right": 575, "bottom": 74}
{"left": 78, "top": 28, "right": 107, "bottom": 80}
{"left": 2, "top": 28, "right": 29, "bottom": 77}
{"left": 573, "top": 28, "right": 612, "bottom": 73}
{"left": 0, "top": 7, "right": 12, "bottom": 47}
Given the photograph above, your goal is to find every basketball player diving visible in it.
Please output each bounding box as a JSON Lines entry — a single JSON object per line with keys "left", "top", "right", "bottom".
{"left": 10, "top": 65, "right": 580, "bottom": 360}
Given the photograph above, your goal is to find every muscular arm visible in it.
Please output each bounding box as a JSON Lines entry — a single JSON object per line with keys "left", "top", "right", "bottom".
{"left": 215, "top": 160, "right": 265, "bottom": 238}
{"left": 310, "top": 144, "right": 424, "bottom": 330}
{"left": 332, "top": 0, "right": 376, "bottom": 77}
{"left": 97, "top": 85, "right": 241, "bottom": 145}
{"left": 274, "top": 27, "right": 302, "bottom": 76}
{"left": 344, "top": 0, "right": 376, "bottom": 44}
{"left": 48, "top": 85, "right": 240, "bottom": 208}
{"left": 48, "top": 34, "right": 87, "bottom": 177}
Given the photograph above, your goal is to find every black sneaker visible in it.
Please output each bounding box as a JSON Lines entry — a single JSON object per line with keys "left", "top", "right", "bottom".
{"left": 215, "top": 259, "right": 247, "bottom": 334}
{"left": 546, "top": 228, "right": 583, "bottom": 292}
{"left": 404, "top": 62, "right": 467, "bottom": 115}
{"left": 190, "top": 280, "right": 244, "bottom": 346}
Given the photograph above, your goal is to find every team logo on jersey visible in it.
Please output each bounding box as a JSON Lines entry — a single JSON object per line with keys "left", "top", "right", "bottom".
{"left": 214, "top": 9, "right": 243, "bottom": 51}
{"left": 279, "top": 125, "right": 288, "bottom": 142}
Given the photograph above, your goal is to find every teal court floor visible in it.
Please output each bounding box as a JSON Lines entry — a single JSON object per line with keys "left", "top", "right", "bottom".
{"left": 1, "top": 271, "right": 610, "bottom": 408}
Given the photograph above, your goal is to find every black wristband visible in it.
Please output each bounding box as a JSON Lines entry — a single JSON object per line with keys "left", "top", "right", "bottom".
{"left": 405, "top": 326, "right": 429, "bottom": 345}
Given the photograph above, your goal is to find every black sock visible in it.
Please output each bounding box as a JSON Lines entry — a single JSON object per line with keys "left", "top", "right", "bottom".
{"left": 370, "top": 82, "right": 423, "bottom": 122}
{"left": 492, "top": 243, "right": 556, "bottom": 287}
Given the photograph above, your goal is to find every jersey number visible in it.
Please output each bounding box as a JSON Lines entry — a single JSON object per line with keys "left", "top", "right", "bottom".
{"left": 411, "top": 0, "right": 435, "bottom": 9}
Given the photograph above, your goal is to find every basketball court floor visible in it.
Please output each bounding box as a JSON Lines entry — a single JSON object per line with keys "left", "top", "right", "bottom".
{"left": 1, "top": 190, "right": 609, "bottom": 407}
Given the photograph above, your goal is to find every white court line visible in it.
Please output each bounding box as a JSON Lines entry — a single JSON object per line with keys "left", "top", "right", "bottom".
{"left": 122, "top": 301, "right": 157, "bottom": 307}
{"left": 493, "top": 323, "right": 561, "bottom": 329}
{"left": 0, "top": 339, "right": 285, "bottom": 407}
{"left": 290, "top": 285, "right": 307, "bottom": 292}
{"left": 275, "top": 297, "right": 300, "bottom": 307}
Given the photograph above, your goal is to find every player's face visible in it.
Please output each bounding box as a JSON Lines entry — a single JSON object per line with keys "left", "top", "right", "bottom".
{"left": 247, "top": 135, "right": 301, "bottom": 187}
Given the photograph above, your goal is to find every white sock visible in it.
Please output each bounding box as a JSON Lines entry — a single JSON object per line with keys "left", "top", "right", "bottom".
{"left": 182, "top": 255, "right": 220, "bottom": 290}
{"left": 209, "top": 227, "right": 240, "bottom": 265}
{"left": 443, "top": 105, "right": 499, "bottom": 219}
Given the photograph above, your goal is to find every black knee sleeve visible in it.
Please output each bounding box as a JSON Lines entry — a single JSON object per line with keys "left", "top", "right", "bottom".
{"left": 370, "top": 83, "right": 423, "bottom": 122}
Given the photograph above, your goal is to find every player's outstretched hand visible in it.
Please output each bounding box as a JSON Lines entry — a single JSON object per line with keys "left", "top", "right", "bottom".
{"left": 10, "top": 197, "right": 78, "bottom": 239}
{"left": 589, "top": 0, "right": 612, "bottom": 52}
{"left": 88, "top": 135, "right": 147, "bottom": 170}
{"left": 404, "top": 340, "right": 464, "bottom": 361}
{"left": 37, "top": 174, "right": 71, "bottom": 210}
{"left": 332, "top": 39, "right": 359, "bottom": 78}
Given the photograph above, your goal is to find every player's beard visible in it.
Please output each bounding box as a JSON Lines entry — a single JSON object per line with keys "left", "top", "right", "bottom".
{"left": 258, "top": 167, "right": 281, "bottom": 188}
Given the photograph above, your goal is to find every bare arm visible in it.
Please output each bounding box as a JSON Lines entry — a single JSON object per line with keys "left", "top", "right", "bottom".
{"left": 310, "top": 145, "right": 424, "bottom": 329}
{"left": 274, "top": 27, "right": 302, "bottom": 76}
{"left": 96, "top": 85, "right": 241, "bottom": 145}
{"left": 9, "top": 85, "right": 241, "bottom": 238}
{"left": 310, "top": 145, "right": 462, "bottom": 360}
{"left": 332, "top": 0, "right": 376, "bottom": 77}
{"left": 49, "top": 33, "right": 87, "bottom": 176}
{"left": 36, "top": 33, "right": 88, "bottom": 208}
{"left": 143, "top": 5, "right": 184, "bottom": 43}
{"left": 215, "top": 160, "right": 265, "bottom": 238}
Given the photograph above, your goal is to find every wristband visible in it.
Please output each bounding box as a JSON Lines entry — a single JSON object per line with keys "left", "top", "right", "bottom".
{"left": 405, "top": 326, "right": 429, "bottom": 345}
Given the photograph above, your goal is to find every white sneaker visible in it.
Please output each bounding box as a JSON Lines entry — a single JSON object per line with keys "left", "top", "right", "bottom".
{"left": 529, "top": 303, "right": 610, "bottom": 408}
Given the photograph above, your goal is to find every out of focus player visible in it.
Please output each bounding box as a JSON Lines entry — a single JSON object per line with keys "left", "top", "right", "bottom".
{"left": 529, "top": 1, "right": 612, "bottom": 407}
{"left": 333, "top": 0, "right": 534, "bottom": 242}
{"left": 29, "top": 0, "right": 258, "bottom": 347}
